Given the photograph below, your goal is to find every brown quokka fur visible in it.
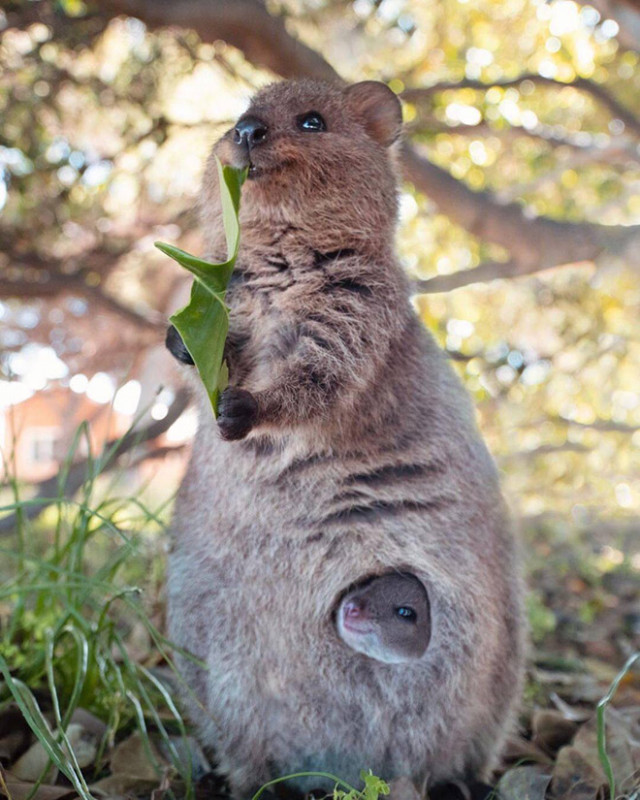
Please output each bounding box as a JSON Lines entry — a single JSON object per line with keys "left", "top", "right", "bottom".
{"left": 166, "top": 80, "right": 525, "bottom": 798}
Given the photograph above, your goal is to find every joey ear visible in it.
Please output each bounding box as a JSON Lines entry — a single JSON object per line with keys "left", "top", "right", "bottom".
{"left": 345, "top": 81, "right": 403, "bottom": 146}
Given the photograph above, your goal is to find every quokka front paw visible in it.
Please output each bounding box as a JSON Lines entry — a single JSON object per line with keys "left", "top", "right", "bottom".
{"left": 218, "top": 387, "right": 258, "bottom": 441}
{"left": 165, "top": 324, "right": 195, "bottom": 366}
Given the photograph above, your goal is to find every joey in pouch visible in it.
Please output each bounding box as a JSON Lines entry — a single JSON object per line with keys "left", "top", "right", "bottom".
{"left": 335, "top": 572, "right": 431, "bottom": 664}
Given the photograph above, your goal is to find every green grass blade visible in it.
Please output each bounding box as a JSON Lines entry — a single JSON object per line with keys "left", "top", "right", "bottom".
{"left": 124, "top": 689, "right": 163, "bottom": 778}
{"left": 596, "top": 651, "right": 640, "bottom": 800}
{"left": 0, "top": 661, "right": 94, "bottom": 800}
{"left": 0, "top": 499, "right": 134, "bottom": 546}
{"left": 251, "top": 772, "right": 358, "bottom": 800}
{"left": 44, "top": 631, "right": 93, "bottom": 796}
{"left": 54, "top": 627, "right": 90, "bottom": 730}
{"left": 137, "top": 663, "right": 194, "bottom": 797}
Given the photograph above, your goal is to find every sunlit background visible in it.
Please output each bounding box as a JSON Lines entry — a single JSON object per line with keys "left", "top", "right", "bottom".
{"left": 1, "top": 0, "right": 639, "bottom": 660}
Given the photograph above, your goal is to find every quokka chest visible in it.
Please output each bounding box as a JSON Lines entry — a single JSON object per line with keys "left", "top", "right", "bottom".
{"left": 224, "top": 263, "right": 323, "bottom": 375}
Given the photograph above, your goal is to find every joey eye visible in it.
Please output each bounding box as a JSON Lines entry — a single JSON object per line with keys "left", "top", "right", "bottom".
{"left": 297, "top": 111, "right": 326, "bottom": 132}
{"left": 395, "top": 606, "right": 416, "bottom": 622}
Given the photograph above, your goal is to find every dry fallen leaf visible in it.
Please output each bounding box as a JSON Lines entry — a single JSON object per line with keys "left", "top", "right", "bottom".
{"left": 9, "top": 719, "right": 101, "bottom": 785}
{"left": 91, "top": 732, "right": 168, "bottom": 797}
{"left": 11, "top": 737, "right": 58, "bottom": 785}
{"left": 69, "top": 708, "right": 108, "bottom": 742}
{"left": 108, "top": 731, "right": 165, "bottom": 780}
{"left": 551, "top": 745, "right": 604, "bottom": 800}
{"left": 497, "top": 765, "right": 552, "bottom": 800}
{"left": 532, "top": 710, "right": 579, "bottom": 754}
{"left": 549, "top": 694, "right": 592, "bottom": 724}
{"left": 65, "top": 723, "right": 98, "bottom": 770}
{"left": 571, "top": 708, "right": 640, "bottom": 796}
{"left": 501, "top": 734, "right": 554, "bottom": 767}
{"left": 0, "top": 765, "right": 76, "bottom": 800}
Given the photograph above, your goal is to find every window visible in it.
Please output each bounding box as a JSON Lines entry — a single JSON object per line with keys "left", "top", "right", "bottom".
{"left": 27, "top": 429, "right": 58, "bottom": 464}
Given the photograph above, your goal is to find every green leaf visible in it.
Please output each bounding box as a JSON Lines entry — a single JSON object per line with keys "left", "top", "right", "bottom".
{"left": 169, "top": 281, "right": 230, "bottom": 412}
{"left": 217, "top": 157, "right": 243, "bottom": 259}
{"left": 155, "top": 157, "right": 247, "bottom": 416}
{"left": 154, "top": 242, "right": 234, "bottom": 299}
{"left": 360, "top": 770, "right": 390, "bottom": 800}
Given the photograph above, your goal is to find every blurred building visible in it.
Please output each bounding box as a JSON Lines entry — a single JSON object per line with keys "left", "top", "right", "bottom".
{"left": 0, "top": 388, "right": 132, "bottom": 482}
{"left": 0, "top": 382, "right": 193, "bottom": 497}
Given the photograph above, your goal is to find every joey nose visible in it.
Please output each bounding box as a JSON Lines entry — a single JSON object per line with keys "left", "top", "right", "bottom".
{"left": 343, "top": 601, "right": 364, "bottom": 619}
{"left": 233, "top": 116, "right": 268, "bottom": 149}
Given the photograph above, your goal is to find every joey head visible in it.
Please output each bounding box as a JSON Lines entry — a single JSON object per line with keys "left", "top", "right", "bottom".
{"left": 336, "top": 573, "right": 431, "bottom": 664}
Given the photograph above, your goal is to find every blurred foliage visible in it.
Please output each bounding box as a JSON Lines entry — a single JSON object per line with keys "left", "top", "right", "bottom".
{"left": 0, "top": 0, "right": 638, "bottom": 533}
{"left": 0, "top": 423, "right": 195, "bottom": 795}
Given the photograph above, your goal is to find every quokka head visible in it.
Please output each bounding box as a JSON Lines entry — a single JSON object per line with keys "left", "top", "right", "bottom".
{"left": 201, "top": 80, "right": 404, "bottom": 252}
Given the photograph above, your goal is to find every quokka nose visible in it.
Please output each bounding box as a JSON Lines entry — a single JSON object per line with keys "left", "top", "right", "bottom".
{"left": 233, "top": 116, "right": 268, "bottom": 149}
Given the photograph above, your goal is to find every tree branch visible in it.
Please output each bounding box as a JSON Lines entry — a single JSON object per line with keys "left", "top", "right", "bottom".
{"left": 408, "top": 118, "right": 638, "bottom": 157}
{"left": 98, "top": 0, "right": 340, "bottom": 81}
{"left": 552, "top": 415, "right": 640, "bottom": 433}
{"left": 0, "top": 253, "right": 164, "bottom": 332}
{"left": 67, "top": 0, "right": 640, "bottom": 290}
{"left": 402, "top": 74, "right": 640, "bottom": 138}
{"left": 402, "top": 143, "right": 640, "bottom": 290}
{"left": 494, "top": 141, "right": 636, "bottom": 203}
{"left": 415, "top": 260, "right": 534, "bottom": 293}
{"left": 498, "top": 442, "right": 591, "bottom": 462}
{"left": 83, "top": 284, "right": 165, "bottom": 331}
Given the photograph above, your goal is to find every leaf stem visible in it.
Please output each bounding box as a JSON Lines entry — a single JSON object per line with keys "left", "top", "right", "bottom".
{"left": 251, "top": 772, "right": 358, "bottom": 800}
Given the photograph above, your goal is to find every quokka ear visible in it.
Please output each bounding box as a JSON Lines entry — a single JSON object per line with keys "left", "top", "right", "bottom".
{"left": 345, "top": 81, "right": 403, "bottom": 147}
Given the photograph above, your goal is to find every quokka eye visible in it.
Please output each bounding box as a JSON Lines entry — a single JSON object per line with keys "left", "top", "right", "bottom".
{"left": 395, "top": 606, "right": 417, "bottom": 621}
{"left": 297, "top": 111, "right": 327, "bottom": 132}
